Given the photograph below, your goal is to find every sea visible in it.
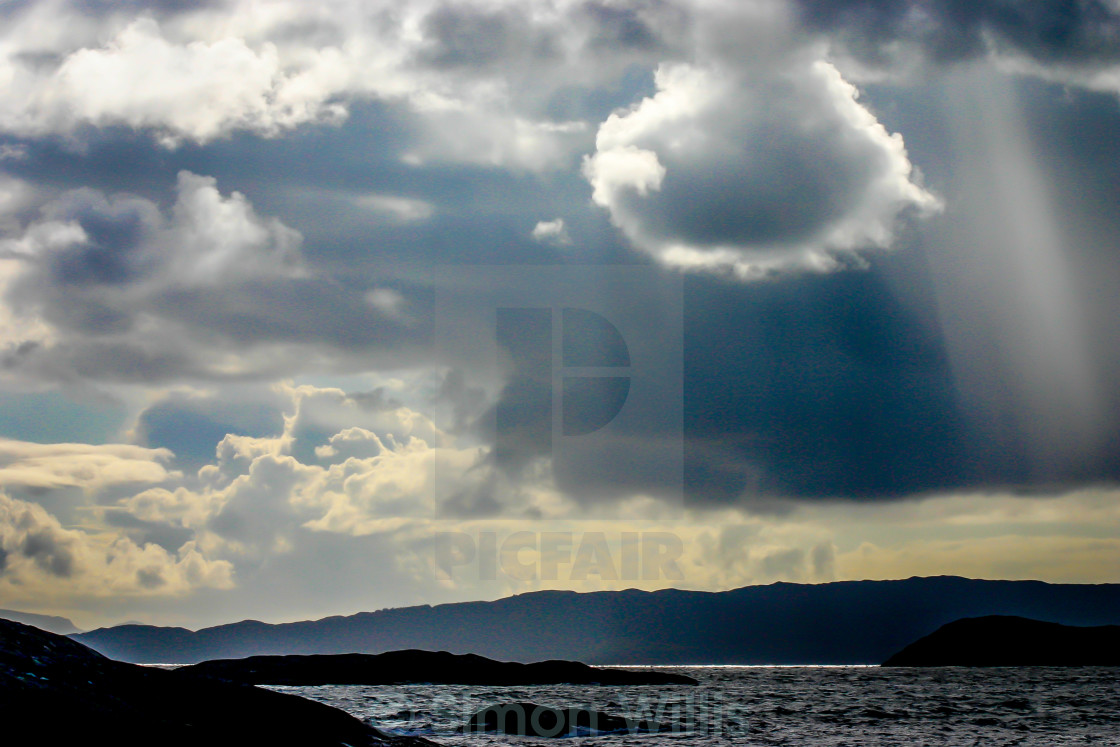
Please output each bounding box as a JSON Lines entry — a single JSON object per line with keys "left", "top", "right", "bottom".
{"left": 265, "top": 665, "right": 1120, "bottom": 746}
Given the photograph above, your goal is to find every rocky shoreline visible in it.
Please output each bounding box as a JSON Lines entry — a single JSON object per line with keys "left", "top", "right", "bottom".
{"left": 0, "top": 618, "right": 435, "bottom": 747}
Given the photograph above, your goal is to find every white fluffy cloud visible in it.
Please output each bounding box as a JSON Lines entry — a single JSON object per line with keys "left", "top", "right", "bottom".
{"left": 0, "top": 8, "right": 354, "bottom": 145}
{"left": 530, "top": 217, "right": 571, "bottom": 245}
{"left": 48, "top": 19, "right": 347, "bottom": 146}
{"left": 120, "top": 382, "right": 455, "bottom": 546}
{"left": 0, "top": 491, "right": 233, "bottom": 598}
{"left": 584, "top": 54, "right": 940, "bottom": 278}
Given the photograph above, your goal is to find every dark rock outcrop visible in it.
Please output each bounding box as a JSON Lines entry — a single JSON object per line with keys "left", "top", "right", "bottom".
{"left": 0, "top": 618, "right": 435, "bottom": 747}
{"left": 882, "top": 615, "right": 1120, "bottom": 667}
{"left": 461, "top": 701, "right": 673, "bottom": 737}
{"left": 178, "top": 648, "right": 697, "bottom": 685}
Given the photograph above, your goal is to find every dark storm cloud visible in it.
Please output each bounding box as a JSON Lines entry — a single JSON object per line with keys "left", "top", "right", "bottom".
{"left": 15, "top": 341, "right": 193, "bottom": 384}
{"left": 20, "top": 530, "right": 75, "bottom": 577}
{"left": 52, "top": 207, "right": 151, "bottom": 286}
{"left": 74, "top": 0, "right": 225, "bottom": 15}
{"left": 682, "top": 235, "right": 1120, "bottom": 505}
{"left": 683, "top": 249, "right": 969, "bottom": 504}
{"left": 0, "top": 128, "right": 182, "bottom": 200}
{"left": 796, "top": 0, "right": 1120, "bottom": 68}
{"left": 415, "top": 0, "right": 687, "bottom": 74}
{"left": 579, "top": 0, "right": 679, "bottom": 53}
{"left": 136, "top": 567, "right": 164, "bottom": 589}
{"left": 417, "top": 3, "right": 560, "bottom": 70}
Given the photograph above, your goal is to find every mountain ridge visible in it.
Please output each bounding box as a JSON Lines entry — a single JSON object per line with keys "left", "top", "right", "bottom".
{"left": 0, "top": 608, "right": 81, "bottom": 635}
{"left": 73, "top": 576, "right": 1120, "bottom": 665}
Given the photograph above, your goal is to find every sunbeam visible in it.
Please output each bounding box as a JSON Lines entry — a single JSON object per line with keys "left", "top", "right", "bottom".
{"left": 928, "top": 64, "right": 1108, "bottom": 480}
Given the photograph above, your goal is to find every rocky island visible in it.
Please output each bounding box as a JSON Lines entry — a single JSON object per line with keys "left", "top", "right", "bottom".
{"left": 0, "top": 618, "right": 435, "bottom": 747}
{"left": 882, "top": 615, "right": 1120, "bottom": 667}
{"left": 178, "top": 648, "right": 698, "bottom": 685}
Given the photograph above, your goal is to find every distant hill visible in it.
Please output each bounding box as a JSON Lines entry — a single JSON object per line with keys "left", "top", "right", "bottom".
{"left": 73, "top": 577, "right": 1120, "bottom": 665}
{"left": 882, "top": 615, "right": 1120, "bottom": 666}
{"left": 0, "top": 608, "right": 80, "bottom": 635}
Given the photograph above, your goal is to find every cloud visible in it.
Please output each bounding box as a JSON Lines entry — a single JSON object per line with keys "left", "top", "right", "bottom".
{"left": 51, "top": 18, "right": 348, "bottom": 146}
{"left": 0, "top": 170, "right": 418, "bottom": 384}
{"left": 691, "top": 520, "right": 837, "bottom": 586}
{"left": 530, "top": 218, "right": 571, "bottom": 245}
{"left": 0, "top": 174, "right": 39, "bottom": 236}
{"left": 793, "top": 0, "right": 1120, "bottom": 89}
{"left": 0, "top": 0, "right": 662, "bottom": 169}
{"left": 1, "top": 10, "right": 350, "bottom": 145}
{"left": 0, "top": 0, "right": 1117, "bottom": 166}
{"left": 352, "top": 194, "right": 435, "bottom": 223}
{"left": 0, "top": 439, "right": 177, "bottom": 494}
{"left": 0, "top": 491, "right": 234, "bottom": 597}
{"left": 584, "top": 55, "right": 939, "bottom": 278}
{"left": 118, "top": 382, "right": 459, "bottom": 544}
{"left": 112, "top": 380, "right": 587, "bottom": 557}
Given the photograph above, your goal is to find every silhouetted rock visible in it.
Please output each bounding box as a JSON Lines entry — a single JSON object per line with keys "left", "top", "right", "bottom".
{"left": 461, "top": 702, "right": 672, "bottom": 737}
{"left": 882, "top": 615, "right": 1120, "bottom": 667}
{"left": 74, "top": 577, "right": 1120, "bottom": 665}
{"left": 178, "top": 648, "right": 697, "bottom": 685}
{"left": 0, "top": 618, "right": 435, "bottom": 747}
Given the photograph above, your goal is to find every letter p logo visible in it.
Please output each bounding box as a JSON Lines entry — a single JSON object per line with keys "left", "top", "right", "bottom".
{"left": 493, "top": 306, "right": 632, "bottom": 468}
{"left": 435, "top": 266, "right": 682, "bottom": 516}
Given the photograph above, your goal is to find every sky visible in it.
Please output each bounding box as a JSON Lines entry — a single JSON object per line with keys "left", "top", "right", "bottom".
{"left": 1, "top": 0, "right": 1120, "bottom": 630}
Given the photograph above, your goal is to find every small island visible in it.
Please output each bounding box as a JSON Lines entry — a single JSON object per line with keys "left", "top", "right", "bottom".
{"left": 882, "top": 615, "right": 1120, "bottom": 667}
{"left": 178, "top": 648, "right": 698, "bottom": 686}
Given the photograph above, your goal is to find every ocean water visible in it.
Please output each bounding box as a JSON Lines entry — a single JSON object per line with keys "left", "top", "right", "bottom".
{"left": 268, "top": 666, "right": 1120, "bottom": 745}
